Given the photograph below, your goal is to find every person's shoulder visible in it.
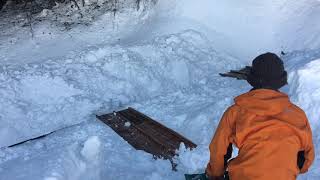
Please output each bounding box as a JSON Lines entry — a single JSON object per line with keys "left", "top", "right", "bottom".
{"left": 224, "top": 104, "right": 240, "bottom": 116}
{"left": 290, "top": 103, "right": 306, "bottom": 114}
{"left": 288, "top": 103, "right": 308, "bottom": 120}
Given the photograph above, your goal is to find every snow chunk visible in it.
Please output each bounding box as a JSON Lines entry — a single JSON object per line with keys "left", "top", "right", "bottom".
{"left": 177, "top": 143, "right": 209, "bottom": 173}
{"left": 38, "top": 9, "right": 52, "bottom": 18}
{"left": 81, "top": 136, "right": 101, "bottom": 161}
{"left": 124, "top": 121, "right": 131, "bottom": 127}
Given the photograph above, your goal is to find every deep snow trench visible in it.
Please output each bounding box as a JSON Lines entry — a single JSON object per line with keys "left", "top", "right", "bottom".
{"left": 0, "top": 0, "right": 320, "bottom": 180}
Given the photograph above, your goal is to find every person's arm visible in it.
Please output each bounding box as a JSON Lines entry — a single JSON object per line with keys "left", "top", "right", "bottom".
{"left": 300, "top": 118, "right": 315, "bottom": 173}
{"left": 206, "top": 106, "right": 236, "bottom": 177}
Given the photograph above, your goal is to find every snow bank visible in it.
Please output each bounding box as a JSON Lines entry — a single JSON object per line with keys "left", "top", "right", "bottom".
{"left": 171, "top": 0, "right": 320, "bottom": 61}
{"left": 0, "top": 30, "right": 241, "bottom": 148}
{"left": 284, "top": 50, "right": 320, "bottom": 179}
{"left": 288, "top": 59, "right": 320, "bottom": 179}
{"left": 289, "top": 59, "right": 320, "bottom": 128}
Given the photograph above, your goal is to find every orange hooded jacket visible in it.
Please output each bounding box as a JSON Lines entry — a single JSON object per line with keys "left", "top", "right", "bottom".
{"left": 206, "top": 89, "right": 314, "bottom": 180}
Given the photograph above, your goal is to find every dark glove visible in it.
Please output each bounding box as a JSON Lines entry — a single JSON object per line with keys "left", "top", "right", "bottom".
{"left": 297, "top": 151, "right": 305, "bottom": 169}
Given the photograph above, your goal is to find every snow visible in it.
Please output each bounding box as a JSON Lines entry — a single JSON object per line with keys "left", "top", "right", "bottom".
{"left": 81, "top": 136, "right": 101, "bottom": 161}
{"left": 289, "top": 59, "right": 320, "bottom": 127}
{"left": 0, "top": 0, "right": 320, "bottom": 180}
{"left": 174, "top": 0, "right": 320, "bottom": 61}
{"left": 124, "top": 122, "right": 131, "bottom": 127}
{"left": 283, "top": 50, "right": 320, "bottom": 179}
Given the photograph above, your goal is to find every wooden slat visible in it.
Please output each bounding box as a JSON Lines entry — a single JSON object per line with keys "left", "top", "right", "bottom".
{"left": 96, "top": 107, "right": 197, "bottom": 169}
{"left": 127, "top": 107, "right": 197, "bottom": 148}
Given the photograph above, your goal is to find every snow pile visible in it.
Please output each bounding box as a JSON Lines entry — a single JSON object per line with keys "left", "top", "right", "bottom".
{"left": 0, "top": 30, "right": 241, "bottom": 148}
{"left": 0, "top": 28, "right": 247, "bottom": 179}
{"left": 284, "top": 50, "right": 320, "bottom": 179}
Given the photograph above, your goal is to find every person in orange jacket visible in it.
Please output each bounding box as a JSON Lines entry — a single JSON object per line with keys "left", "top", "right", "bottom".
{"left": 206, "top": 52, "right": 315, "bottom": 180}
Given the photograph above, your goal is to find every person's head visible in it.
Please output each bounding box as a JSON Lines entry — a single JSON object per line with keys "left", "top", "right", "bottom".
{"left": 247, "top": 52, "right": 287, "bottom": 90}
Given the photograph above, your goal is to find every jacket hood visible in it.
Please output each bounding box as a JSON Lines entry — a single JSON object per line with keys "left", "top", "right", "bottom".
{"left": 234, "top": 89, "right": 291, "bottom": 116}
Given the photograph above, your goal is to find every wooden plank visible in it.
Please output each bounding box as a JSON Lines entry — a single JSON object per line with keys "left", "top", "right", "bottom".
{"left": 127, "top": 107, "right": 196, "bottom": 148}
{"left": 96, "top": 107, "right": 197, "bottom": 169}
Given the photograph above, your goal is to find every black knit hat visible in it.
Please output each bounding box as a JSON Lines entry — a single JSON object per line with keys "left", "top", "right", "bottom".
{"left": 247, "top": 52, "right": 287, "bottom": 90}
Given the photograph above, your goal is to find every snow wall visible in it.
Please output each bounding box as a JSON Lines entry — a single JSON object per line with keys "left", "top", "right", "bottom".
{"left": 173, "top": 0, "right": 320, "bottom": 61}
{"left": 284, "top": 49, "right": 320, "bottom": 179}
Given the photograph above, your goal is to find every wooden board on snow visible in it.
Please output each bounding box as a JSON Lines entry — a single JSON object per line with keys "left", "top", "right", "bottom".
{"left": 96, "top": 107, "right": 197, "bottom": 167}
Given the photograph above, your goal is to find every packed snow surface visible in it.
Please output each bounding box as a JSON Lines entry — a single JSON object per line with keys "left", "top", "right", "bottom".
{"left": 1, "top": 0, "right": 320, "bottom": 180}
